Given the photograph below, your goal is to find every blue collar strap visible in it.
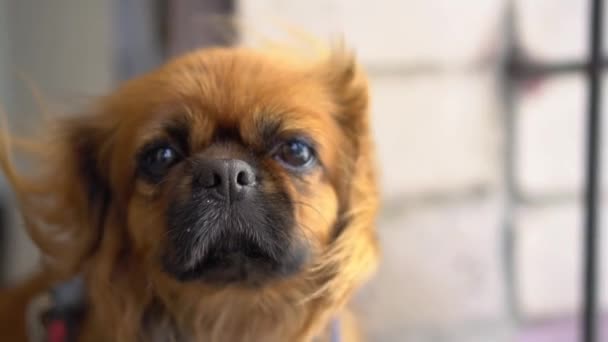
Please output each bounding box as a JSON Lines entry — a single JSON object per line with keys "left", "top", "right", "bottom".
{"left": 329, "top": 318, "right": 341, "bottom": 342}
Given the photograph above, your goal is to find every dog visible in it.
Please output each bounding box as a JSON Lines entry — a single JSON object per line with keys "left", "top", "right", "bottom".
{"left": 0, "top": 44, "right": 379, "bottom": 341}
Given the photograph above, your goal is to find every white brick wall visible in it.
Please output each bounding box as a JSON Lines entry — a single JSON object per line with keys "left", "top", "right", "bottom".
{"left": 238, "top": 0, "right": 504, "bottom": 66}
{"left": 517, "top": 74, "right": 608, "bottom": 197}
{"left": 517, "top": 203, "right": 608, "bottom": 319}
{"left": 517, "top": 74, "right": 585, "bottom": 197}
{"left": 356, "top": 198, "right": 508, "bottom": 330}
{"left": 516, "top": 0, "right": 608, "bottom": 62}
{"left": 516, "top": 0, "right": 588, "bottom": 62}
{"left": 514, "top": 0, "right": 608, "bottom": 325}
{"left": 370, "top": 73, "right": 498, "bottom": 197}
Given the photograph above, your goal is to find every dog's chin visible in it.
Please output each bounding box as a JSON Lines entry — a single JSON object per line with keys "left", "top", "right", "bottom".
{"left": 163, "top": 237, "right": 309, "bottom": 287}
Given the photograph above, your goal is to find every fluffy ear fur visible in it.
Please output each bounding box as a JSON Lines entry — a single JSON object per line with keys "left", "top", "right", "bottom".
{"left": 0, "top": 113, "right": 114, "bottom": 341}
{"left": 305, "top": 46, "right": 379, "bottom": 307}
{"left": 0, "top": 113, "right": 113, "bottom": 278}
{"left": 315, "top": 45, "right": 379, "bottom": 233}
{"left": 322, "top": 46, "right": 370, "bottom": 148}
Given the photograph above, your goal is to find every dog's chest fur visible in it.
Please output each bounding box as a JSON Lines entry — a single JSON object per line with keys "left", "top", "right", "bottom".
{"left": 97, "top": 294, "right": 337, "bottom": 342}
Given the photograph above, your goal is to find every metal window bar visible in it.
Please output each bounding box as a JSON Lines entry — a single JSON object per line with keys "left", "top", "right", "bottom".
{"left": 583, "top": 1, "right": 603, "bottom": 341}
{"left": 502, "top": 1, "right": 604, "bottom": 341}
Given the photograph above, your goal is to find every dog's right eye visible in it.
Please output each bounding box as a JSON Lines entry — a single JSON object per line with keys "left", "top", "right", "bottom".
{"left": 138, "top": 144, "right": 181, "bottom": 181}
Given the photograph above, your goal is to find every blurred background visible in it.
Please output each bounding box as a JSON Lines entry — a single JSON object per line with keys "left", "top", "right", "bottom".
{"left": 0, "top": 0, "right": 606, "bottom": 341}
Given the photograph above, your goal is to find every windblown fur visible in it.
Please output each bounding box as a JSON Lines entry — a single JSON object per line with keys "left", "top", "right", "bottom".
{"left": 0, "top": 44, "right": 379, "bottom": 342}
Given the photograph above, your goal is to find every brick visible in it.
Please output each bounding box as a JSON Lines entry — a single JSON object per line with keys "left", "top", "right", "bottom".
{"left": 355, "top": 197, "right": 509, "bottom": 339}
{"left": 238, "top": 0, "right": 503, "bottom": 66}
{"left": 517, "top": 202, "right": 608, "bottom": 319}
{"left": 516, "top": 74, "right": 608, "bottom": 197}
{"left": 370, "top": 73, "right": 498, "bottom": 197}
{"left": 516, "top": 0, "right": 587, "bottom": 62}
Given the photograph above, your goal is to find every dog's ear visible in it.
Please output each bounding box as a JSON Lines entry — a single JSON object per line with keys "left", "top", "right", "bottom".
{"left": 308, "top": 46, "right": 380, "bottom": 301}
{"left": 62, "top": 115, "right": 113, "bottom": 242}
{"left": 316, "top": 46, "right": 379, "bottom": 236}
{"left": 0, "top": 112, "right": 113, "bottom": 276}
{"left": 320, "top": 46, "right": 371, "bottom": 148}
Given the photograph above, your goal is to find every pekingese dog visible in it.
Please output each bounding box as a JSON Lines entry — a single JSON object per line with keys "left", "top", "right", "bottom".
{"left": 0, "top": 44, "right": 379, "bottom": 341}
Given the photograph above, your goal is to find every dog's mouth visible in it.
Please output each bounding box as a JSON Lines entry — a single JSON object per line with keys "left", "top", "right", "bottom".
{"left": 165, "top": 236, "right": 308, "bottom": 285}
{"left": 163, "top": 232, "right": 309, "bottom": 286}
{"left": 162, "top": 189, "right": 308, "bottom": 285}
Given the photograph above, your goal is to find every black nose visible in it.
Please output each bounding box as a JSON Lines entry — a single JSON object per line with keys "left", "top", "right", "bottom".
{"left": 195, "top": 159, "right": 256, "bottom": 201}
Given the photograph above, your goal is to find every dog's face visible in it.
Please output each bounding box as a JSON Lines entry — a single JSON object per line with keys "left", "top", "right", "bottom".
{"left": 61, "top": 48, "right": 376, "bottom": 288}
{"left": 1, "top": 45, "right": 378, "bottom": 340}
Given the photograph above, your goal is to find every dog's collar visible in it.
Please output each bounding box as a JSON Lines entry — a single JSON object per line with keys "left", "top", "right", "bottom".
{"left": 37, "top": 277, "right": 85, "bottom": 342}
{"left": 329, "top": 318, "right": 341, "bottom": 342}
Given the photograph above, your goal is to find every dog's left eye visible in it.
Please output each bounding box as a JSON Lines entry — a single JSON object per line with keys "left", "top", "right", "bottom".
{"left": 138, "top": 144, "right": 181, "bottom": 180}
{"left": 275, "top": 139, "right": 316, "bottom": 170}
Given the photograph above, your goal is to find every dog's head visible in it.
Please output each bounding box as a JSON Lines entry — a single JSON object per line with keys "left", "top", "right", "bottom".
{"left": 4, "top": 47, "right": 378, "bottom": 293}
